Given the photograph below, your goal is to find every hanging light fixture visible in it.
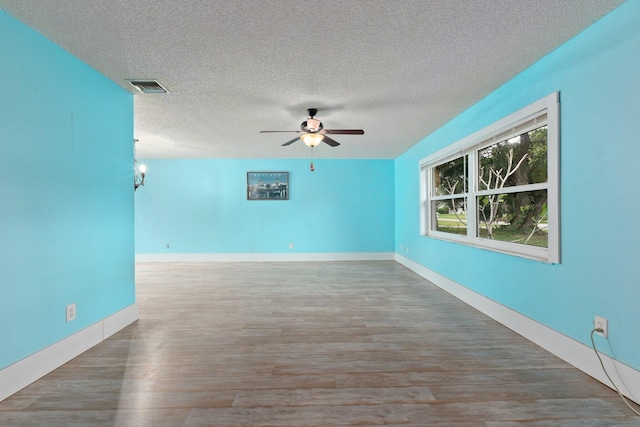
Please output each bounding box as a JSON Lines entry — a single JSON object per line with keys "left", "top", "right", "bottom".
{"left": 134, "top": 139, "right": 146, "bottom": 191}
{"left": 300, "top": 133, "right": 324, "bottom": 147}
{"left": 134, "top": 163, "right": 146, "bottom": 190}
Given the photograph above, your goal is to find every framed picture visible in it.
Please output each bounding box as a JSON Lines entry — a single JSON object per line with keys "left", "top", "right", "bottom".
{"left": 247, "top": 172, "right": 289, "bottom": 200}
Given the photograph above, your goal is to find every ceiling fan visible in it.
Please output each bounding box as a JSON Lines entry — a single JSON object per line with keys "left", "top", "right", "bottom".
{"left": 260, "top": 108, "right": 364, "bottom": 147}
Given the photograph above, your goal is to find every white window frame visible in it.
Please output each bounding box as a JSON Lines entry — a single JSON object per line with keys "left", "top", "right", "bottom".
{"left": 420, "top": 92, "right": 559, "bottom": 263}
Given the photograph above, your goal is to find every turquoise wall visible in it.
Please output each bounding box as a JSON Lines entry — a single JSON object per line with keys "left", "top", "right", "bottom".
{"left": 2, "top": 0, "right": 636, "bottom": 384}
{"left": 395, "top": 1, "right": 639, "bottom": 370}
{"left": 0, "top": 11, "right": 135, "bottom": 369}
{"left": 135, "top": 159, "right": 394, "bottom": 254}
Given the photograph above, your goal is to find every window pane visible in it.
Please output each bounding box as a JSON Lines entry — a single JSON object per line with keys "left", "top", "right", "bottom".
{"left": 478, "top": 126, "right": 547, "bottom": 191}
{"left": 434, "top": 156, "right": 467, "bottom": 196}
{"left": 433, "top": 198, "right": 467, "bottom": 235}
{"left": 477, "top": 190, "right": 548, "bottom": 247}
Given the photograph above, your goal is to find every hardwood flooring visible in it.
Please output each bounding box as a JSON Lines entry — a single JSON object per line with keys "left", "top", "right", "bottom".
{"left": 1, "top": 261, "right": 638, "bottom": 426}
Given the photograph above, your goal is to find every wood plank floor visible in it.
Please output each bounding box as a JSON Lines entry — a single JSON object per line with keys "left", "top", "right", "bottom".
{"left": 1, "top": 261, "right": 639, "bottom": 426}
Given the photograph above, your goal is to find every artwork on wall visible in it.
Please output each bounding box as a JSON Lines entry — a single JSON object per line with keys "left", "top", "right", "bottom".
{"left": 247, "top": 172, "right": 289, "bottom": 200}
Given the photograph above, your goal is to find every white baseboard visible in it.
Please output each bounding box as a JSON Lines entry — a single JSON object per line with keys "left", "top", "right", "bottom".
{"left": 0, "top": 303, "right": 138, "bottom": 402}
{"left": 395, "top": 254, "right": 640, "bottom": 405}
{"left": 136, "top": 252, "right": 395, "bottom": 263}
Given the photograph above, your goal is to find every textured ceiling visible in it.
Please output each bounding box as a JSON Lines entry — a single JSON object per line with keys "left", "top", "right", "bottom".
{"left": 1, "top": 0, "right": 624, "bottom": 159}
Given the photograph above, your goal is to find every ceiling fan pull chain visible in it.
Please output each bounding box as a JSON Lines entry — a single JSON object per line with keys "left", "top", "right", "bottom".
{"left": 310, "top": 147, "right": 315, "bottom": 172}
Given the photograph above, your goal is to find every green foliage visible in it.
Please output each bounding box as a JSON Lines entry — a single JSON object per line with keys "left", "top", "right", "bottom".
{"left": 478, "top": 226, "right": 548, "bottom": 248}
{"left": 435, "top": 156, "right": 467, "bottom": 196}
{"left": 479, "top": 126, "right": 547, "bottom": 188}
{"left": 435, "top": 226, "right": 467, "bottom": 236}
{"left": 434, "top": 126, "right": 549, "bottom": 240}
{"left": 436, "top": 203, "right": 450, "bottom": 215}
{"left": 436, "top": 224, "right": 548, "bottom": 247}
{"left": 478, "top": 126, "right": 548, "bottom": 231}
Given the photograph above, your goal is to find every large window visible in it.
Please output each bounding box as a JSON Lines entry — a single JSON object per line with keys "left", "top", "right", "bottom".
{"left": 420, "top": 93, "right": 559, "bottom": 263}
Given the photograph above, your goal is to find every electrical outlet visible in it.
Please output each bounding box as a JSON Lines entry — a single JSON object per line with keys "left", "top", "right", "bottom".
{"left": 594, "top": 315, "right": 608, "bottom": 338}
{"left": 66, "top": 303, "right": 76, "bottom": 322}
{"left": 166, "top": 244, "right": 170, "bottom": 249}
{"left": 288, "top": 242, "right": 294, "bottom": 250}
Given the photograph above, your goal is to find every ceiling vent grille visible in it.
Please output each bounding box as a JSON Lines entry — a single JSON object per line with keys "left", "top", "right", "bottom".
{"left": 126, "top": 79, "right": 169, "bottom": 94}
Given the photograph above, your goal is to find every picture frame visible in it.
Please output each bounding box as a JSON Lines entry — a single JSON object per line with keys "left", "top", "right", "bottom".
{"left": 247, "top": 172, "right": 289, "bottom": 200}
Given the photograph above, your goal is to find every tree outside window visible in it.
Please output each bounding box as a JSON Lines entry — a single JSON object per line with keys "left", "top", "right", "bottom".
{"left": 420, "top": 93, "right": 559, "bottom": 262}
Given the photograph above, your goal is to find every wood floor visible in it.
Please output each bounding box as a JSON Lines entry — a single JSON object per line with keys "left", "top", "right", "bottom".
{"left": 1, "top": 261, "right": 638, "bottom": 426}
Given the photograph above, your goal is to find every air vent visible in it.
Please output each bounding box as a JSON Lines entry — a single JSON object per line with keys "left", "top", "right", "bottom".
{"left": 126, "top": 79, "right": 169, "bottom": 94}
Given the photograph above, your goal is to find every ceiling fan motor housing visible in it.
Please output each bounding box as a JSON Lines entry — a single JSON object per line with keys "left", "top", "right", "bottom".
{"left": 301, "top": 118, "right": 323, "bottom": 133}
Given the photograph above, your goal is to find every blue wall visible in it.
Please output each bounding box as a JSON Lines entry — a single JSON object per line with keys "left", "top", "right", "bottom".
{"left": 135, "top": 159, "right": 395, "bottom": 254}
{"left": 395, "top": 1, "right": 640, "bottom": 370}
{"left": 0, "top": 11, "right": 135, "bottom": 369}
{"left": 2, "top": 0, "right": 636, "bottom": 384}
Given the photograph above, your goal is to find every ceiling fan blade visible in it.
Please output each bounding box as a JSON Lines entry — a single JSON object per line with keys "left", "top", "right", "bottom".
{"left": 260, "top": 130, "right": 301, "bottom": 133}
{"left": 324, "top": 129, "right": 364, "bottom": 135}
{"left": 282, "top": 136, "right": 301, "bottom": 146}
{"left": 322, "top": 136, "right": 341, "bottom": 147}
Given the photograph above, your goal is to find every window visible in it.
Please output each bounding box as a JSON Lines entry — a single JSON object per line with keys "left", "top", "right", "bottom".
{"left": 420, "top": 93, "right": 559, "bottom": 263}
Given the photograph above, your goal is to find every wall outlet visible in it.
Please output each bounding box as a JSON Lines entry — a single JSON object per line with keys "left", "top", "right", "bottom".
{"left": 288, "top": 242, "right": 294, "bottom": 250}
{"left": 594, "top": 315, "right": 608, "bottom": 338}
{"left": 66, "top": 303, "right": 76, "bottom": 322}
{"left": 166, "top": 244, "right": 170, "bottom": 249}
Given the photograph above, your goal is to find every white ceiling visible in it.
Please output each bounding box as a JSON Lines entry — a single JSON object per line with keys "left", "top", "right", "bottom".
{"left": 1, "top": 0, "right": 624, "bottom": 159}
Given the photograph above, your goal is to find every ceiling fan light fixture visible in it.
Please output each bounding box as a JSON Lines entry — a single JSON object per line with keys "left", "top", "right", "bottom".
{"left": 301, "top": 133, "right": 324, "bottom": 147}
